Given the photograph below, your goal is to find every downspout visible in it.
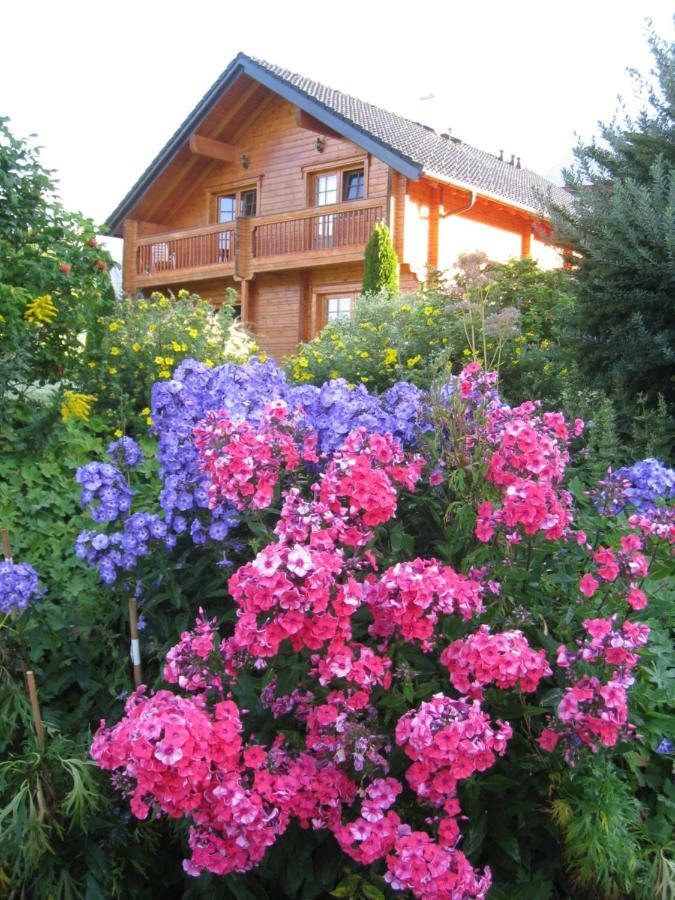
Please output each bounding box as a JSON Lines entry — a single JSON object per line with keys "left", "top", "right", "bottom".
{"left": 439, "top": 188, "right": 477, "bottom": 218}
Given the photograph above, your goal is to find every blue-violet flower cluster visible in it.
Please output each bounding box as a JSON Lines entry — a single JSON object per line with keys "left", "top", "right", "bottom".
{"left": 0, "top": 559, "right": 44, "bottom": 614}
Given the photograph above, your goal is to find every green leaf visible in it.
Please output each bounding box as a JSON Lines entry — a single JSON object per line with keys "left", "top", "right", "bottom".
{"left": 361, "top": 884, "right": 385, "bottom": 900}
{"left": 331, "top": 873, "right": 361, "bottom": 897}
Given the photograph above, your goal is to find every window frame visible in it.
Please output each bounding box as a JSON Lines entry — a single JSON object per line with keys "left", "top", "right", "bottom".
{"left": 302, "top": 156, "right": 369, "bottom": 208}
{"left": 205, "top": 177, "right": 262, "bottom": 223}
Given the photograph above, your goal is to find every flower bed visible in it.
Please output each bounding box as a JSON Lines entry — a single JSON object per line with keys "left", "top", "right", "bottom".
{"left": 70, "top": 359, "right": 674, "bottom": 898}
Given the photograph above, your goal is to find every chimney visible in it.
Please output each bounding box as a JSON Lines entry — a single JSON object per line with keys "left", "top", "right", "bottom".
{"left": 499, "top": 149, "right": 504, "bottom": 161}
{"left": 516, "top": 156, "right": 521, "bottom": 170}
{"left": 509, "top": 154, "right": 515, "bottom": 166}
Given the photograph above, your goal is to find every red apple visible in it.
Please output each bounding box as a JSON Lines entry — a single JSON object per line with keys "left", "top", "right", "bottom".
{"left": 87, "top": 237, "right": 98, "bottom": 247}
{"left": 59, "top": 262, "right": 72, "bottom": 274}
{"left": 94, "top": 259, "right": 108, "bottom": 270}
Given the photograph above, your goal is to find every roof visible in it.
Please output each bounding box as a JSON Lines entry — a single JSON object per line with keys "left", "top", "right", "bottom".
{"left": 106, "top": 52, "right": 571, "bottom": 233}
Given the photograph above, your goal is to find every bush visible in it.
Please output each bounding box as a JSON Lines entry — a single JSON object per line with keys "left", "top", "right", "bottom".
{"left": 287, "top": 257, "right": 577, "bottom": 411}
{"left": 78, "top": 288, "right": 258, "bottom": 431}
{"left": 0, "top": 117, "right": 115, "bottom": 430}
{"left": 363, "top": 222, "right": 399, "bottom": 294}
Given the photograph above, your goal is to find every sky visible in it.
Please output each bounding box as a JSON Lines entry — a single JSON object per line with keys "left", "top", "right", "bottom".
{"left": 2, "top": 0, "right": 673, "bottom": 263}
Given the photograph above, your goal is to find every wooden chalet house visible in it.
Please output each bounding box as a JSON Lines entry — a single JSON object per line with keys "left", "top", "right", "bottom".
{"left": 108, "top": 53, "right": 571, "bottom": 358}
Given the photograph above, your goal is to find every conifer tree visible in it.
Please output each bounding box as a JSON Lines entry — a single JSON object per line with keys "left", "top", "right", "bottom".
{"left": 549, "top": 28, "right": 675, "bottom": 414}
{"left": 363, "top": 222, "right": 399, "bottom": 294}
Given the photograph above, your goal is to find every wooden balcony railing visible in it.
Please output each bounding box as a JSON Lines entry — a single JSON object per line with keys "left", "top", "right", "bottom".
{"left": 252, "top": 201, "right": 385, "bottom": 259}
{"left": 130, "top": 199, "right": 385, "bottom": 285}
{"left": 135, "top": 223, "right": 235, "bottom": 277}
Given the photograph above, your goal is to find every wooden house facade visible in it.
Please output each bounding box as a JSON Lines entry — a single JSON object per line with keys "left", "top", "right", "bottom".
{"left": 108, "top": 54, "right": 571, "bottom": 358}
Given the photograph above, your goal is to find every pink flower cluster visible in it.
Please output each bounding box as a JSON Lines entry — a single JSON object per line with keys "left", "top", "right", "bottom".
{"left": 385, "top": 830, "right": 492, "bottom": 900}
{"left": 396, "top": 694, "right": 512, "bottom": 811}
{"left": 441, "top": 624, "right": 552, "bottom": 698}
{"left": 540, "top": 616, "right": 649, "bottom": 755}
{"left": 578, "top": 533, "right": 651, "bottom": 610}
{"left": 365, "top": 558, "right": 485, "bottom": 650}
{"left": 476, "top": 402, "right": 582, "bottom": 543}
{"left": 194, "top": 400, "right": 302, "bottom": 511}
{"left": 163, "top": 610, "right": 221, "bottom": 694}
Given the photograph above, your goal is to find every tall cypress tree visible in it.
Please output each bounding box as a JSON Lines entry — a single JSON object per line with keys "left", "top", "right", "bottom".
{"left": 363, "top": 222, "right": 399, "bottom": 294}
{"left": 549, "top": 28, "right": 675, "bottom": 414}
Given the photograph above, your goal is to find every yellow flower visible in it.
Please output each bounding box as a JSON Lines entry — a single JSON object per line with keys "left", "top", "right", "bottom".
{"left": 146, "top": 415, "right": 153, "bottom": 426}
{"left": 159, "top": 369, "right": 171, "bottom": 378}
{"left": 423, "top": 306, "right": 434, "bottom": 316}
{"left": 109, "top": 347, "right": 120, "bottom": 356}
{"left": 171, "top": 341, "right": 183, "bottom": 352}
{"left": 108, "top": 367, "right": 118, "bottom": 375}
{"left": 132, "top": 342, "right": 141, "bottom": 352}
{"left": 60, "top": 391, "right": 97, "bottom": 422}
{"left": 330, "top": 370, "right": 339, "bottom": 378}
{"left": 114, "top": 429, "right": 124, "bottom": 438}
{"left": 159, "top": 297, "right": 169, "bottom": 308}
{"left": 88, "top": 361, "right": 97, "bottom": 368}
{"left": 205, "top": 359, "right": 214, "bottom": 367}
{"left": 187, "top": 328, "right": 199, "bottom": 339}
{"left": 138, "top": 301, "right": 149, "bottom": 310}
{"left": 154, "top": 356, "right": 164, "bottom": 365}
{"left": 298, "top": 357, "right": 309, "bottom": 368}
{"left": 164, "top": 357, "right": 174, "bottom": 366}
{"left": 25, "top": 294, "right": 57, "bottom": 325}
{"left": 360, "top": 351, "right": 369, "bottom": 359}
{"left": 540, "top": 339, "right": 550, "bottom": 349}
{"left": 407, "top": 355, "right": 422, "bottom": 368}
{"left": 259, "top": 353, "right": 268, "bottom": 363}
{"left": 384, "top": 348, "right": 398, "bottom": 366}
{"left": 141, "top": 407, "right": 150, "bottom": 416}
{"left": 401, "top": 305, "right": 411, "bottom": 313}
{"left": 463, "top": 348, "right": 471, "bottom": 357}
{"left": 108, "top": 322, "right": 120, "bottom": 332}
{"left": 177, "top": 289, "right": 190, "bottom": 300}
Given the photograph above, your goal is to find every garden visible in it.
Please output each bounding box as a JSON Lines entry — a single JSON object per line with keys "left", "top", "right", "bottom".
{"left": 0, "top": 32, "right": 673, "bottom": 900}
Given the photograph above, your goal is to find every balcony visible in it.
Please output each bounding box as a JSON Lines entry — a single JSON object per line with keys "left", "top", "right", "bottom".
{"left": 130, "top": 199, "right": 385, "bottom": 287}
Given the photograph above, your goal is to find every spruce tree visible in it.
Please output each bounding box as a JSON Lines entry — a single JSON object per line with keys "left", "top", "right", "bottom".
{"left": 363, "top": 222, "right": 399, "bottom": 294}
{"left": 549, "top": 28, "right": 675, "bottom": 415}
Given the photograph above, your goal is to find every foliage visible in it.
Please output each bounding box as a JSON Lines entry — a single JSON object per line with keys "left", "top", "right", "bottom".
{"left": 548, "top": 28, "right": 675, "bottom": 420}
{"left": 0, "top": 117, "right": 115, "bottom": 433}
{"left": 286, "top": 257, "right": 577, "bottom": 412}
{"left": 362, "top": 222, "right": 399, "bottom": 295}
{"left": 77, "top": 289, "right": 258, "bottom": 432}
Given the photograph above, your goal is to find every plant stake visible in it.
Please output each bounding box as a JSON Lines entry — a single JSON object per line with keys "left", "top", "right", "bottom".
{"left": 129, "top": 597, "right": 143, "bottom": 687}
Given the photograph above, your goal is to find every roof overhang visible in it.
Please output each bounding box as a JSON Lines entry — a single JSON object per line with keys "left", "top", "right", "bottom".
{"left": 105, "top": 53, "right": 422, "bottom": 235}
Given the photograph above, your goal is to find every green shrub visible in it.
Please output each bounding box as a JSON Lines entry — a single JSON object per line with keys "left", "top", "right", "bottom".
{"left": 287, "top": 257, "right": 577, "bottom": 411}
{"left": 78, "top": 288, "right": 258, "bottom": 432}
{"left": 362, "top": 221, "right": 399, "bottom": 294}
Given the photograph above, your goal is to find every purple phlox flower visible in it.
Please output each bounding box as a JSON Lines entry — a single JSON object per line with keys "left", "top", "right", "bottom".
{"left": 0, "top": 559, "right": 45, "bottom": 614}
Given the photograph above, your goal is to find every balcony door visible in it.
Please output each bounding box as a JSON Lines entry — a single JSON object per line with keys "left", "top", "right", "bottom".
{"left": 315, "top": 174, "right": 337, "bottom": 248}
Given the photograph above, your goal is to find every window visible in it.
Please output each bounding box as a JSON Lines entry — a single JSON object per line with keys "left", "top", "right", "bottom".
{"left": 216, "top": 188, "right": 257, "bottom": 222}
{"left": 313, "top": 168, "right": 365, "bottom": 207}
{"left": 343, "top": 169, "right": 365, "bottom": 201}
{"left": 240, "top": 189, "right": 257, "bottom": 217}
{"left": 217, "top": 194, "right": 236, "bottom": 223}
{"left": 326, "top": 295, "right": 353, "bottom": 322}
{"left": 315, "top": 174, "right": 338, "bottom": 207}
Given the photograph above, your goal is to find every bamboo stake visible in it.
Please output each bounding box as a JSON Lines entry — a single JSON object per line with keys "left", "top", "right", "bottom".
{"left": 129, "top": 597, "right": 142, "bottom": 687}
{"left": 24, "top": 670, "right": 45, "bottom": 750}
{"left": 1, "top": 528, "right": 11, "bottom": 560}
{"left": 24, "top": 670, "right": 48, "bottom": 820}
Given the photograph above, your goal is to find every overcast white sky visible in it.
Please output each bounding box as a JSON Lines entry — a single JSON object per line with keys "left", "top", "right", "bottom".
{"left": 2, "top": 0, "right": 673, "bottom": 261}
